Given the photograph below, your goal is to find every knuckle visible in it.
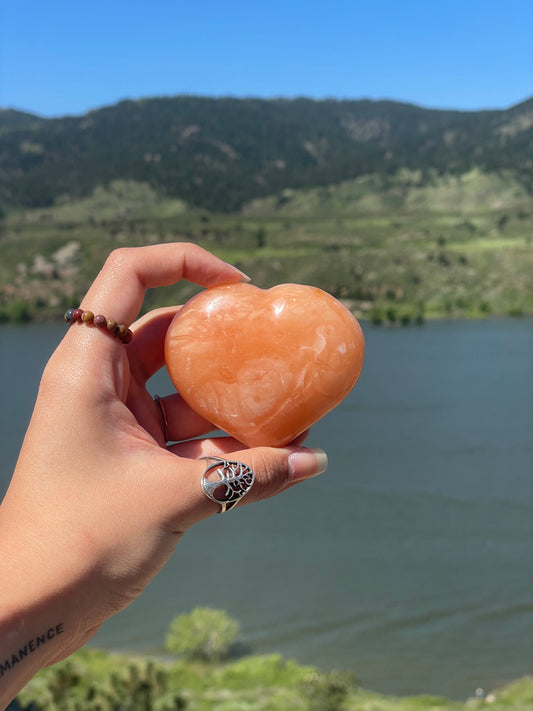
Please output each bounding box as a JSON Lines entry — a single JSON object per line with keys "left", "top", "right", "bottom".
{"left": 103, "top": 247, "right": 135, "bottom": 273}
{"left": 249, "top": 448, "right": 287, "bottom": 500}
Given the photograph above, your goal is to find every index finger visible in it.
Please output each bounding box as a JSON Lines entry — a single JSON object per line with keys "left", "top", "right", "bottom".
{"left": 81, "top": 243, "right": 249, "bottom": 326}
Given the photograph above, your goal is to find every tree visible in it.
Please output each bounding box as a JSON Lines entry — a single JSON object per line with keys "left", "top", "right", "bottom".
{"left": 165, "top": 608, "right": 240, "bottom": 662}
{"left": 256, "top": 227, "right": 266, "bottom": 248}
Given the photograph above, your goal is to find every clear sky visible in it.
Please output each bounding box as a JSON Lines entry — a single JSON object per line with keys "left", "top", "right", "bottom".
{"left": 1, "top": 0, "right": 532, "bottom": 117}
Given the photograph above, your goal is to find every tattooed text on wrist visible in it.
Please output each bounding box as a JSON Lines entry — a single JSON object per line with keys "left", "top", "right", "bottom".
{"left": 0, "top": 623, "right": 64, "bottom": 678}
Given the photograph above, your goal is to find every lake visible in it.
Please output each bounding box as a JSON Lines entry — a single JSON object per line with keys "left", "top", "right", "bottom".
{"left": 1, "top": 318, "right": 532, "bottom": 699}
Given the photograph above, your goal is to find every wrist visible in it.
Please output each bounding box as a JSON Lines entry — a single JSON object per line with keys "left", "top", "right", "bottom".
{"left": 0, "top": 518, "right": 89, "bottom": 709}
{"left": 0, "top": 592, "right": 67, "bottom": 709}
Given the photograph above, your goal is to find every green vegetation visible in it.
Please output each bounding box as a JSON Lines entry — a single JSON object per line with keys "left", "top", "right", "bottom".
{"left": 16, "top": 610, "right": 533, "bottom": 710}
{"left": 166, "top": 608, "right": 240, "bottom": 662}
{"left": 243, "top": 168, "right": 531, "bottom": 216}
{"left": 1, "top": 170, "right": 532, "bottom": 323}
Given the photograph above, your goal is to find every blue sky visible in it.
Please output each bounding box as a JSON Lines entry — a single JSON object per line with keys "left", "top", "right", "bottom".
{"left": 1, "top": 0, "right": 532, "bottom": 117}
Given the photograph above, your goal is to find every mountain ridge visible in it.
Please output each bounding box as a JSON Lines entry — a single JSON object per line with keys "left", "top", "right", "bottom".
{"left": 3, "top": 94, "right": 532, "bottom": 122}
{"left": 1, "top": 95, "right": 532, "bottom": 212}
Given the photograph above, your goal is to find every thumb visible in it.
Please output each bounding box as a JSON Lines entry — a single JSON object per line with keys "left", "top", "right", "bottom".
{"left": 233, "top": 446, "right": 329, "bottom": 505}
{"left": 156, "top": 445, "right": 328, "bottom": 529}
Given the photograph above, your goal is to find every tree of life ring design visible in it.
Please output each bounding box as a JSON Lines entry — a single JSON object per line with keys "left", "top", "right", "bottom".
{"left": 200, "top": 457, "right": 255, "bottom": 513}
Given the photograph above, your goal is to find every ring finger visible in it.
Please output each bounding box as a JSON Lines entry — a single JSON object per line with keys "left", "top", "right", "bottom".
{"left": 155, "top": 393, "right": 217, "bottom": 442}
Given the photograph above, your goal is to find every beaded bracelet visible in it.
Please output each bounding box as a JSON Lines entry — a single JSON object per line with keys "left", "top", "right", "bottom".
{"left": 64, "top": 308, "right": 133, "bottom": 344}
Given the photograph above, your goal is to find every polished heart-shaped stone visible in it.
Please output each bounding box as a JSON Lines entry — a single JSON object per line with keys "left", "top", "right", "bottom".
{"left": 164, "top": 283, "right": 365, "bottom": 447}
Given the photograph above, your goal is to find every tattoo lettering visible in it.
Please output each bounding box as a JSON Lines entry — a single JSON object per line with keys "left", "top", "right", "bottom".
{"left": 0, "top": 623, "right": 64, "bottom": 678}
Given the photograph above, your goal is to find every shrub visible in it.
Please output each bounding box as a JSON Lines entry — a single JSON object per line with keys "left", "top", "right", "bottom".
{"left": 17, "top": 655, "right": 186, "bottom": 711}
{"left": 369, "top": 306, "right": 383, "bottom": 325}
{"left": 385, "top": 306, "right": 398, "bottom": 324}
{"left": 1, "top": 299, "right": 33, "bottom": 323}
{"left": 301, "top": 670, "right": 355, "bottom": 711}
{"left": 166, "top": 608, "right": 240, "bottom": 663}
{"left": 507, "top": 305, "right": 524, "bottom": 317}
{"left": 214, "top": 653, "right": 314, "bottom": 690}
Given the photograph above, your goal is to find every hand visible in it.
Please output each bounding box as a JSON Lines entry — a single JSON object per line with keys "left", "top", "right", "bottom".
{"left": 0, "top": 243, "right": 327, "bottom": 707}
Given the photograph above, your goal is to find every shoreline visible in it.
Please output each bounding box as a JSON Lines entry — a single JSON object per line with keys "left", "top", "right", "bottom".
{"left": 1, "top": 309, "right": 531, "bottom": 327}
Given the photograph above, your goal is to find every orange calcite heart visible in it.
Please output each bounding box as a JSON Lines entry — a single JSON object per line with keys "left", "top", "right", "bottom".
{"left": 164, "top": 283, "right": 365, "bottom": 447}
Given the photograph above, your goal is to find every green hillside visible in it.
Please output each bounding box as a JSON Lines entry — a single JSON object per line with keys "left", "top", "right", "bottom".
{"left": 243, "top": 168, "right": 531, "bottom": 216}
{"left": 1, "top": 172, "right": 531, "bottom": 323}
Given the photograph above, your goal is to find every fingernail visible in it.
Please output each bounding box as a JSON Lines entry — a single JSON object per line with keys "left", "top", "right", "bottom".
{"left": 288, "top": 448, "right": 328, "bottom": 482}
{"left": 230, "top": 263, "right": 251, "bottom": 282}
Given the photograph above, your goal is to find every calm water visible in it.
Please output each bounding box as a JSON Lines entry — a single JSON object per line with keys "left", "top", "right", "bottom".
{"left": 1, "top": 319, "right": 532, "bottom": 699}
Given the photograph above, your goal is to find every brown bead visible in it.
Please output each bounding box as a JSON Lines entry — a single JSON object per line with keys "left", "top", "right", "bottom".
{"left": 64, "top": 309, "right": 131, "bottom": 344}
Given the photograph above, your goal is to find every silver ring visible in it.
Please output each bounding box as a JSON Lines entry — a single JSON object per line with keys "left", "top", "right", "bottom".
{"left": 154, "top": 395, "right": 169, "bottom": 442}
{"left": 200, "top": 456, "right": 255, "bottom": 513}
